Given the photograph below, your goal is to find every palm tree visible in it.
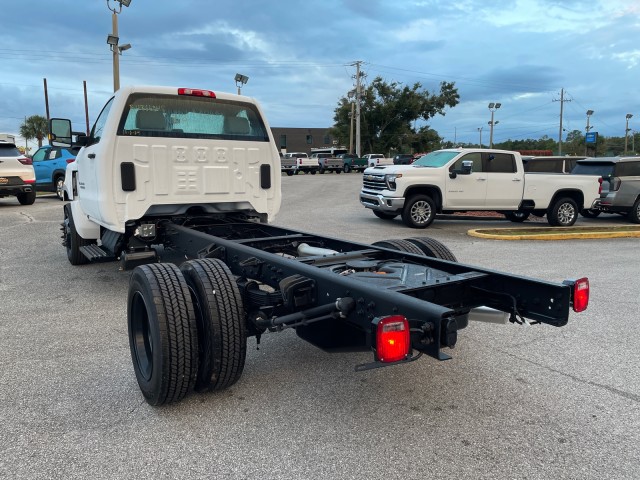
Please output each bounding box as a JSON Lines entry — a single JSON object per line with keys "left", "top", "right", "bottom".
{"left": 20, "top": 115, "right": 48, "bottom": 148}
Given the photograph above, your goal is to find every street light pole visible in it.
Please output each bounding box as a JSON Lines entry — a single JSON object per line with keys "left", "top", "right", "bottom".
{"left": 585, "top": 109, "right": 594, "bottom": 155}
{"left": 488, "top": 102, "right": 501, "bottom": 148}
{"left": 106, "top": 0, "right": 132, "bottom": 92}
{"left": 477, "top": 127, "right": 483, "bottom": 148}
{"left": 624, "top": 114, "right": 633, "bottom": 154}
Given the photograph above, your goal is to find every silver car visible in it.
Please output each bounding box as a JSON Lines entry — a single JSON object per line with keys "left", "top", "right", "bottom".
{"left": 572, "top": 157, "right": 640, "bottom": 223}
{"left": 0, "top": 141, "right": 37, "bottom": 205}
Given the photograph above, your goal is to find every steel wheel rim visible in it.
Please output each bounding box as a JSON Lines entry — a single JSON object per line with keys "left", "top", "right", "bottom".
{"left": 56, "top": 179, "right": 64, "bottom": 199}
{"left": 411, "top": 201, "right": 432, "bottom": 224}
{"left": 558, "top": 203, "right": 575, "bottom": 224}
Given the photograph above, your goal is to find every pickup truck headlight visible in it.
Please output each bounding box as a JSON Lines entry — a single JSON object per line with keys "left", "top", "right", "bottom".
{"left": 385, "top": 173, "right": 402, "bottom": 190}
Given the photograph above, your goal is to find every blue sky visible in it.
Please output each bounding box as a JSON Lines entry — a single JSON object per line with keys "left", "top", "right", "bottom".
{"left": 1, "top": 0, "right": 638, "bottom": 152}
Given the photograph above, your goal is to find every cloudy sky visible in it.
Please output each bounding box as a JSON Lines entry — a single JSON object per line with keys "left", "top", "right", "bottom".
{"left": 1, "top": 0, "right": 638, "bottom": 151}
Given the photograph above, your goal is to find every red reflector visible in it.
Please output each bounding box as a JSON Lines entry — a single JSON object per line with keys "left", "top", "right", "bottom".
{"left": 66, "top": 158, "right": 75, "bottom": 164}
{"left": 376, "top": 315, "right": 410, "bottom": 363}
{"left": 18, "top": 157, "right": 32, "bottom": 165}
{"left": 178, "top": 88, "right": 216, "bottom": 98}
{"left": 598, "top": 177, "right": 603, "bottom": 195}
{"left": 573, "top": 278, "right": 589, "bottom": 312}
{"left": 24, "top": 178, "right": 35, "bottom": 184}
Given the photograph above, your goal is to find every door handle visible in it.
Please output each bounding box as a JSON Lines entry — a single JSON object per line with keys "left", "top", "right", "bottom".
{"left": 512, "top": 178, "right": 522, "bottom": 182}
{"left": 476, "top": 178, "right": 486, "bottom": 181}
{"left": 88, "top": 153, "right": 96, "bottom": 159}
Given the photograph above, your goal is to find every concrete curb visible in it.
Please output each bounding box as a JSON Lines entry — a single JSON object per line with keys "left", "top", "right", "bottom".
{"left": 468, "top": 227, "right": 640, "bottom": 240}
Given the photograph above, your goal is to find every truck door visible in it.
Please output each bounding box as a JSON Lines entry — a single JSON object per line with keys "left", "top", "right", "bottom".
{"left": 78, "top": 97, "right": 115, "bottom": 222}
{"left": 483, "top": 152, "right": 522, "bottom": 209}
{"left": 445, "top": 152, "right": 487, "bottom": 208}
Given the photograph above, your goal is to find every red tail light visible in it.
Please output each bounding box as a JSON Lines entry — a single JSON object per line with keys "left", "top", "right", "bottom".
{"left": 178, "top": 88, "right": 216, "bottom": 98}
{"left": 66, "top": 158, "right": 75, "bottom": 164}
{"left": 598, "top": 177, "right": 603, "bottom": 194}
{"left": 18, "top": 157, "right": 32, "bottom": 165}
{"left": 23, "top": 178, "right": 35, "bottom": 184}
{"left": 376, "top": 315, "right": 410, "bottom": 363}
{"left": 572, "top": 278, "right": 589, "bottom": 312}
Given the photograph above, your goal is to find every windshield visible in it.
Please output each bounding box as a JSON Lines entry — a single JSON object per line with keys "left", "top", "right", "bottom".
{"left": 0, "top": 143, "right": 21, "bottom": 157}
{"left": 413, "top": 150, "right": 459, "bottom": 167}
{"left": 572, "top": 162, "right": 615, "bottom": 177}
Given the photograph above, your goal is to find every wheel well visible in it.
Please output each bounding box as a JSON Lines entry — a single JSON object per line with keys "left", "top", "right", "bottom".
{"left": 404, "top": 186, "right": 443, "bottom": 211}
{"left": 549, "top": 190, "right": 584, "bottom": 209}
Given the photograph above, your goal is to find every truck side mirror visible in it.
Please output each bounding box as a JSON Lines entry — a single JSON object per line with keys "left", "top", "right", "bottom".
{"left": 49, "top": 118, "right": 72, "bottom": 147}
{"left": 449, "top": 160, "right": 473, "bottom": 178}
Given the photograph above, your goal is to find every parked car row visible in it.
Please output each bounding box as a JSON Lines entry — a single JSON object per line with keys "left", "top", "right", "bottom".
{"left": 280, "top": 152, "right": 420, "bottom": 175}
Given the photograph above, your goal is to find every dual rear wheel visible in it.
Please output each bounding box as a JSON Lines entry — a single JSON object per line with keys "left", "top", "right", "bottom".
{"left": 127, "top": 259, "right": 247, "bottom": 406}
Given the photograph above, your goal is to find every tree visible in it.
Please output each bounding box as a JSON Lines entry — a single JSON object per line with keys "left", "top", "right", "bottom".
{"left": 20, "top": 115, "right": 48, "bottom": 148}
{"left": 330, "top": 77, "right": 459, "bottom": 154}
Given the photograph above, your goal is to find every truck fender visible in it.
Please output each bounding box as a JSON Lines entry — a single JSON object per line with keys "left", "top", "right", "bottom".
{"left": 69, "top": 200, "right": 100, "bottom": 240}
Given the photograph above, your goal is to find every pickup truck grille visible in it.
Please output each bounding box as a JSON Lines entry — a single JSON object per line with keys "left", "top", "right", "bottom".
{"left": 362, "top": 173, "right": 386, "bottom": 191}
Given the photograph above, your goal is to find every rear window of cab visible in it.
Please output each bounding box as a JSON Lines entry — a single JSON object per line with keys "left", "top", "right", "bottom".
{"left": 117, "top": 93, "right": 270, "bottom": 142}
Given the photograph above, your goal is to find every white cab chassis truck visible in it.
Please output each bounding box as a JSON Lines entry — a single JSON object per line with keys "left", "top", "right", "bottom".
{"left": 51, "top": 87, "right": 590, "bottom": 406}
{"left": 360, "top": 148, "right": 602, "bottom": 228}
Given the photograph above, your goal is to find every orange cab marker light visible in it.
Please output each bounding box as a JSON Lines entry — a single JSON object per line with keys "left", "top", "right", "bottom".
{"left": 178, "top": 88, "right": 216, "bottom": 98}
{"left": 376, "top": 315, "right": 410, "bottom": 363}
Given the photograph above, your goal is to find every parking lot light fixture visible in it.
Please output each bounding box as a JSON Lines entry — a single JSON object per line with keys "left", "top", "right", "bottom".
{"left": 106, "top": 0, "right": 132, "bottom": 92}
{"left": 235, "top": 73, "right": 249, "bottom": 95}
{"left": 625, "top": 114, "right": 633, "bottom": 154}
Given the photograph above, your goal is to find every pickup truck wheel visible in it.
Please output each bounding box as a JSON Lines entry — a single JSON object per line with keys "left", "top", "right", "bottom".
{"left": 579, "top": 209, "right": 600, "bottom": 218}
{"left": 405, "top": 237, "right": 458, "bottom": 262}
{"left": 63, "top": 203, "right": 92, "bottom": 265}
{"left": 310, "top": 170, "right": 317, "bottom": 175}
{"left": 504, "top": 211, "right": 530, "bottom": 222}
{"left": 127, "top": 263, "right": 198, "bottom": 406}
{"left": 180, "top": 259, "right": 247, "bottom": 392}
{"left": 402, "top": 195, "right": 436, "bottom": 228}
{"left": 373, "top": 210, "right": 398, "bottom": 220}
{"left": 628, "top": 198, "right": 640, "bottom": 224}
{"left": 547, "top": 197, "right": 578, "bottom": 226}
{"left": 294, "top": 170, "right": 299, "bottom": 175}
{"left": 55, "top": 176, "right": 65, "bottom": 200}
{"left": 286, "top": 171, "right": 294, "bottom": 176}
{"left": 319, "top": 168, "right": 325, "bottom": 174}
{"left": 16, "top": 190, "right": 36, "bottom": 205}
{"left": 372, "top": 239, "right": 424, "bottom": 256}
{"left": 335, "top": 169, "right": 341, "bottom": 174}
{"left": 343, "top": 164, "right": 350, "bottom": 173}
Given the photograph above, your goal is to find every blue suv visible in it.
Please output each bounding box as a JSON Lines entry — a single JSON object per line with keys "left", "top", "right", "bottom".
{"left": 31, "top": 145, "right": 79, "bottom": 200}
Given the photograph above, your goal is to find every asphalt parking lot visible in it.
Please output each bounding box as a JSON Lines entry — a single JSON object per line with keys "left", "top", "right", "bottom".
{"left": 1, "top": 173, "right": 639, "bottom": 479}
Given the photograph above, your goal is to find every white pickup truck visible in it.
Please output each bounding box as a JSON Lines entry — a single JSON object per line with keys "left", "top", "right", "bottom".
{"left": 281, "top": 152, "right": 318, "bottom": 175}
{"left": 363, "top": 153, "right": 394, "bottom": 168}
{"left": 360, "top": 148, "right": 602, "bottom": 228}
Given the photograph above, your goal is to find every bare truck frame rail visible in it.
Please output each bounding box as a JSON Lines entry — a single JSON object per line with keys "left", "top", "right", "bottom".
{"left": 125, "top": 215, "right": 588, "bottom": 404}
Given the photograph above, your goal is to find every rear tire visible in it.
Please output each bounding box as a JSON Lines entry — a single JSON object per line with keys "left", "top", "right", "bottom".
{"left": 547, "top": 197, "right": 578, "bottom": 227}
{"left": 63, "top": 204, "right": 92, "bottom": 265}
{"left": 180, "top": 259, "right": 247, "bottom": 392}
{"left": 127, "top": 263, "right": 198, "bottom": 406}
{"left": 55, "top": 176, "right": 65, "bottom": 200}
{"left": 402, "top": 195, "right": 436, "bottom": 228}
{"left": 17, "top": 190, "right": 36, "bottom": 205}
{"left": 343, "top": 164, "right": 350, "bottom": 173}
{"left": 286, "top": 171, "right": 294, "bottom": 176}
{"left": 405, "top": 237, "right": 458, "bottom": 261}
{"left": 628, "top": 198, "right": 640, "bottom": 224}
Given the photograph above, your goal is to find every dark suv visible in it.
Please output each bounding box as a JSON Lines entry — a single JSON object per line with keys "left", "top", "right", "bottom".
{"left": 393, "top": 153, "right": 414, "bottom": 165}
{"left": 572, "top": 157, "right": 640, "bottom": 223}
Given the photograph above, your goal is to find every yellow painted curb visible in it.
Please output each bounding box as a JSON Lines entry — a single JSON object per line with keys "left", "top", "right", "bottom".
{"left": 468, "top": 228, "right": 640, "bottom": 241}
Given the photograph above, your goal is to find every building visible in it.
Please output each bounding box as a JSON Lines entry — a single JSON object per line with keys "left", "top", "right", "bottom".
{"left": 270, "top": 127, "right": 340, "bottom": 154}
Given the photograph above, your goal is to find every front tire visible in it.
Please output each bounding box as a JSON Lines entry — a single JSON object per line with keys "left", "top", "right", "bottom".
{"left": 127, "top": 263, "right": 198, "bottom": 406}
{"left": 63, "top": 203, "right": 92, "bottom": 265}
{"left": 580, "top": 209, "right": 601, "bottom": 218}
{"left": 55, "top": 176, "right": 65, "bottom": 200}
{"left": 180, "top": 259, "right": 247, "bottom": 392}
{"left": 504, "top": 211, "right": 530, "bottom": 222}
{"left": 373, "top": 210, "right": 398, "bottom": 220}
{"left": 547, "top": 197, "right": 578, "bottom": 227}
{"left": 343, "top": 164, "right": 350, "bottom": 173}
{"left": 286, "top": 171, "right": 294, "bottom": 176}
{"left": 402, "top": 195, "right": 436, "bottom": 229}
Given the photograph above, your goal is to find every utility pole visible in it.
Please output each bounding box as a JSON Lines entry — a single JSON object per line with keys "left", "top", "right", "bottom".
{"left": 585, "top": 109, "right": 594, "bottom": 155}
{"left": 352, "top": 61, "right": 363, "bottom": 158}
{"left": 477, "top": 127, "right": 483, "bottom": 148}
{"left": 554, "top": 88, "right": 571, "bottom": 155}
{"left": 349, "top": 101, "right": 355, "bottom": 154}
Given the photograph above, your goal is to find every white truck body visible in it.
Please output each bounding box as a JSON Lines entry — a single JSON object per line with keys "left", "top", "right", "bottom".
{"left": 363, "top": 153, "right": 393, "bottom": 167}
{"left": 360, "top": 148, "right": 602, "bottom": 228}
{"left": 62, "top": 85, "right": 281, "bottom": 236}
